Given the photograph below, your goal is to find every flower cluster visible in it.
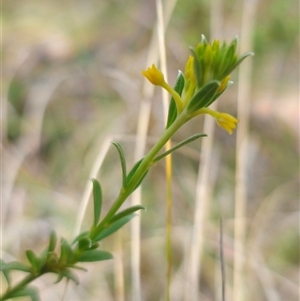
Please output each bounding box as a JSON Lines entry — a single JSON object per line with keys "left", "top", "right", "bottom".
{"left": 142, "top": 35, "right": 253, "bottom": 134}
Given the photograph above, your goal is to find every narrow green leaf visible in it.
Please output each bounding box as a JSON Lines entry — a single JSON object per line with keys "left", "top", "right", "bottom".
{"left": 59, "top": 269, "right": 79, "bottom": 285}
{"left": 153, "top": 133, "right": 207, "bottom": 163}
{"left": 48, "top": 229, "right": 57, "bottom": 253}
{"left": 134, "top": 170, "right": 149, "bottom": 191}
{"left": 59, "top": 239, "right": 73, "bottom": 263}
{"left": 26, "top": 250, "right": 41, "bottom": 272}
{"left": 187, "top": 80, "right": 220, "bottom": 112}
{"left": 77, "top": 250, "right": 113, "bottom": 262}
{"left": 126, "top": 158, "right": 143, "bottom": 183}
{"left": 166, "top": 71, "right": 185, "bottom": 129}
{"left": 112, "top": 142, "right": 127, "bottom": 188}
{"left": 225, "top": 52, "right": 254, "bottom": 76}
{"left": 190, "top": 47, "right": 203, "bottom": 88}
{"left": 126, "top": 158, "right": 149, "bottom": 192}
{"left": 54, "top": 272, "right": 64, "bottom": 284}
{"left": 94, "top": 214, "right": 136, "bottom": 242}
{"left": 70, "top": 265, "right": 88, "bottom": 272}
{"left": 0, "top": 259, "right": 11, "bottom": 286}
{"left": 206, "top": 80, "right": 234, "bottom": 107}
{"left": 2, "top": 261, "right": 31, "bottom": 273}
{"left": 109, "top": 205, "right": 146, "bottom": 223}
{"left": 91, "top": 178, "right": 102, "bottom": 227}
{"left": 8, "top": 287, "right": 40, "bottom": 301}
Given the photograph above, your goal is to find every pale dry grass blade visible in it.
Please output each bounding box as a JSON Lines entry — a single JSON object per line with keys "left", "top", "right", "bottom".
{"left": 184, "top": 0, "right": 223, "bottom": 299}
{"left": 73, "top": 136, "right": 112, "bottom": 236}
{"left": 130, "top": 1, "right": 177, "bottom": 300}
{"left": 3, "top": 74, "right": 67, "bottom": 224}
{"left": 246, "top": 181, "right": 297, "bottom": 300}
{"left": 156, "top": 0, "right": 174, "bottom": 299}
{"left": 114, "top": 231, "right": 125, "bottom": 301}
{"left": 234, "top": 0, "right": 258, "bottom": 300}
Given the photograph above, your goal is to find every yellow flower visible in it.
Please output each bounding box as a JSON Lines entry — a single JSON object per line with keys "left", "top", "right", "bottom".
{"left": 141, "top": 64, "right": 165, "bottom": 86}
{"left": 191, "top": 108, "right": 238, "bottom": 134}
{"left": 142, "top": 64, "right": 183, "bottom": 112}
{"left": 184, "top": 55, "right": 195, "bottom": 84}
{"left": 215, "top": 112, "right": 239, "bottom": 134}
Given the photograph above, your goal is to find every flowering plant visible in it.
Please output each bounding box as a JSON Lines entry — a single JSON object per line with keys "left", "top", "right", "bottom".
{"left": 0, "top": 36, "right": 252, "bottom": 300}
{"left": 142, "top": 35, "right": 253, "bottom": 134}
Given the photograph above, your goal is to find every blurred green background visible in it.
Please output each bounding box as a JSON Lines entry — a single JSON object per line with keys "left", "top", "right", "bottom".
{"left": 2, "top": 0, "right": 299, "bottom": 300}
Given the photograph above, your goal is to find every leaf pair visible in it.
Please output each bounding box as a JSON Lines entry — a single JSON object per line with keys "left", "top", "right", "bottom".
{"left": 92, "top": 206, "right": 145, "bottom": 242}
{"left": 90, "top": 178, "right": 145, "bottom": 242}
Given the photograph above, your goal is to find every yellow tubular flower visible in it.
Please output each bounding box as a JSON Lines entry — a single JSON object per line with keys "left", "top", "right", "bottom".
{"left": 191, "top": 108, "right": 239, "bottom": 134}
{"left": 215, "top": 112, "right": 238, "bottom": 134}
{"left": 184, "top": 56, "right": 195, "bottom": 83}
{"left": 141, "top": 64, "right": 165, "bottom": 86}
{"left": 142, "top": 64, "right": 183, "bottom": 112}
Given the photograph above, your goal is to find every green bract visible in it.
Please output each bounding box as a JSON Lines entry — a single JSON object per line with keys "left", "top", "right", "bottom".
{"left": 190, "top": 35, "right": 253, "bottom": 87}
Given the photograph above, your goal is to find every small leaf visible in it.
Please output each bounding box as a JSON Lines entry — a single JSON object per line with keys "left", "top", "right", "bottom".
{"left": 225, "top": 52, "right": 254, "bottom": 76}
{"left": 109, "top": 205, "right": 146, "bottom": 223}
{"left": 126, "top": 158, "right": 149, "bottom": 192}
{"left": 70, "top": 265, "right": 88, "bottom": 272}
{"left": 77, "top": 250, "right": 113, "bottom": 262}
{"left": 166, "top": 71, "right": 185, "bottom": 129}
{"left": 187, "top": 80, "right": 220, "bottom": 112}
{"left": 54, "top": 273, "right": 64, "bottom": 284}
{"left": 59, "top": 239, "right": 73, "bottom": 264}
{"left": 2, "top": 261, "right": 31, "bottom": 273}
{"left": 8, "top": 287, "right": 40, "bottom": 301}
{"left": 48, "top": 229, "right": 57, "bottom": 253}
{"left": 59, "top": 269, "right": 79, "bottom": 285}
{"left": 93, "top": 214, "right": 136, "bottom": 242}
{"left": 126, "top": 158, "right": 143, "bottom": 183}
{"left": 190, "top": 47, "right": 203, "bottom": 88}
{"left": 26, "top": 250, "right": 41, "bottom": 272}
{"left": 112, "top": 142, "right": 127, "bottom": 188}
{"left": 91, "top": 178, "right": 102, "bottom": 227}
{"left": 206, "top": 80, "right": 234, "bottom": 107}
{"left": 78, "top": 237, "right": 92, "bottom": 251}
{"left": 153, "top": 133, "right": 207, "bottom": 163}
{"left": 0, "top": 259, "right": 11, "bottom": 286}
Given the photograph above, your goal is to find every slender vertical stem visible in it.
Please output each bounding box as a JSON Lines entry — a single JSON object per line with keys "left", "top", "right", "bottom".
{"left": 156, "top": 0, "right": 174, "bottom": 300}
{"left": 130, "top": 2, "right": 177, "bottom": 299}
{"left": 184, "top": 0, "right": 223, "bottom": 299}
{"left": 234, "top": 1, "right": 257, "bottom": 300}
{"left": 220, "top": 218, "right": 226, "bottom": 301}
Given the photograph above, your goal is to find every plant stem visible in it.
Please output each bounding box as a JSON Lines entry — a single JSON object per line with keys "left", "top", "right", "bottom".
{"left": 90, "top": 111, "right": 189, "bottom": 238}
{"left": 1, "top": 274, "right": 39, "bottom": 300}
